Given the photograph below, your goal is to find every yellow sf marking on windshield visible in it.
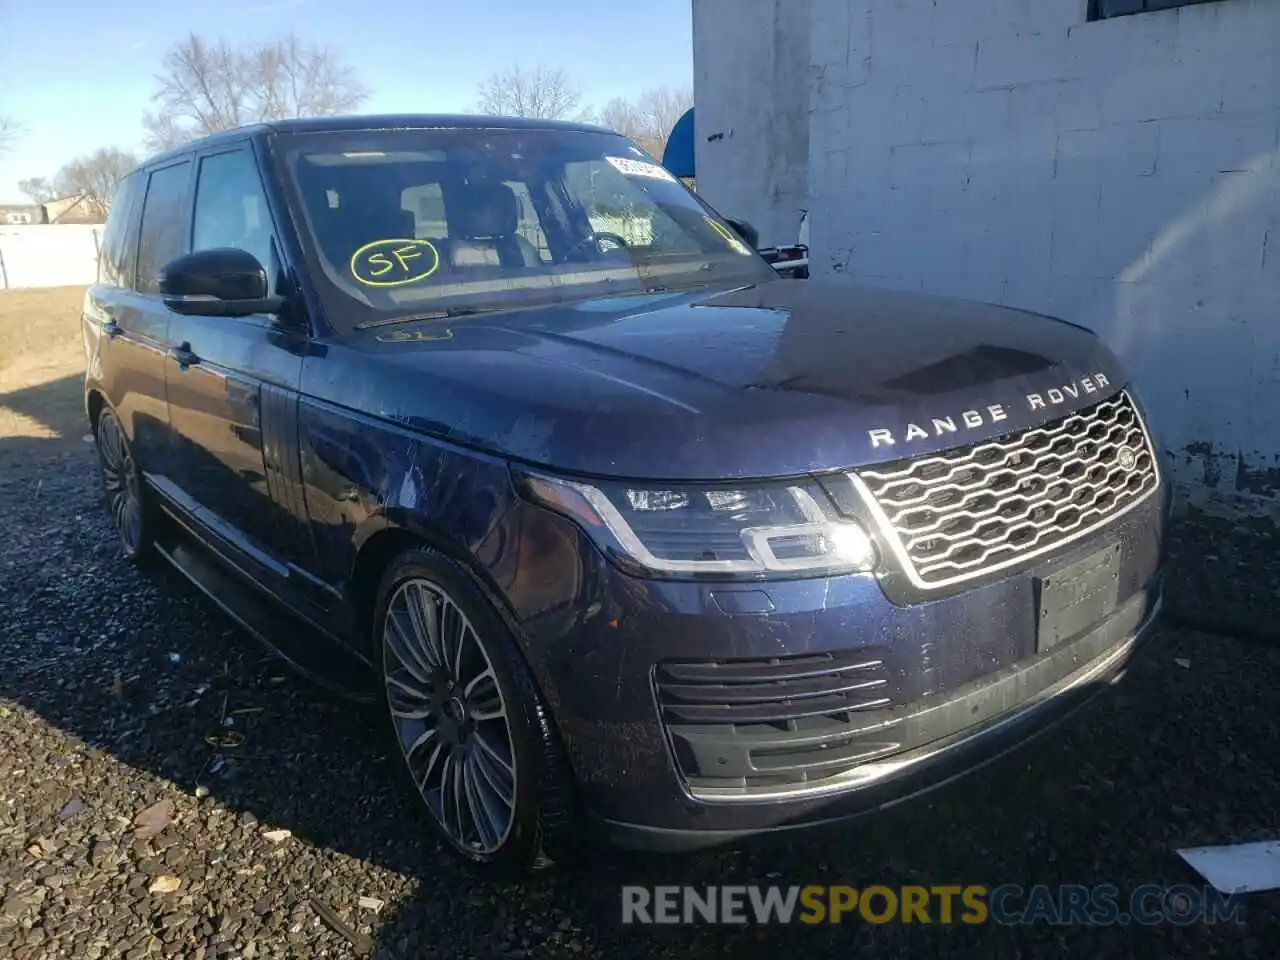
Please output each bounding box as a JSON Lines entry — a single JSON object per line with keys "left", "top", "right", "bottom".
{"left": 704, "top": 216, "right": 752, "bottom": 256}
{"left": 351, "top": 238, "right": 441, "bottom": 287}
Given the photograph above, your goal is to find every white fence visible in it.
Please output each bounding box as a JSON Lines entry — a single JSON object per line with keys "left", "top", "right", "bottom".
{"left": 0, "top": 225, "right": 102, "bottom": 290}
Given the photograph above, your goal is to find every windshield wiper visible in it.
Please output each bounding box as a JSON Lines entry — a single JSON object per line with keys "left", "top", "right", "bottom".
{"left": 355, "top": 306, "right": 484, "bottom": 331}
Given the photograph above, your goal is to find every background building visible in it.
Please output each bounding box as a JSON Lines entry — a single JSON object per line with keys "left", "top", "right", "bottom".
{"left": 42, "top": 194, "right": 106, "bottom": 225}
{"left": 693, "top": 0, "right": 1280, "bottom": 522}
{"left": 0, "top": 204, "right": 47, "bottom": 225}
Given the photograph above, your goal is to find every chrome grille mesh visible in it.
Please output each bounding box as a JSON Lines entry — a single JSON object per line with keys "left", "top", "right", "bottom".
{"left": 855, "top": 391, "right": 1158, "bottom": 587}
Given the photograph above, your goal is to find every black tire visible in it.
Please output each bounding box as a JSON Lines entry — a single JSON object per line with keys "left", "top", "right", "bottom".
{"left": 372, "top": 546, "right": 580, "bottom": 879}
{"left": 95, "top": 408, "right": 155, "bottom": 564}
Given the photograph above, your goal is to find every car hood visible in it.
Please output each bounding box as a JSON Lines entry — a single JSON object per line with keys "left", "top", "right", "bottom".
{"left": 316, "top": 278, "right": 1128, "bottom": 480}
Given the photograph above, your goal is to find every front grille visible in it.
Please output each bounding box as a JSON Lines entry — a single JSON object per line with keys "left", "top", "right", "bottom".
{"left": 655, "top": 650, "right": 899, "bottom": 795}
{"left": 856, "top": 390, "right": 1158, "bottom": 589}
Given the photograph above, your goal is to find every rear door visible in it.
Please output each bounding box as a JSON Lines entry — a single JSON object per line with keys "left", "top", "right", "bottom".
{"left": 161, "top": 142, "right": 325, "bottom": 616}
{"left": 84, "top": 166, "right": 173, "bottom": 470}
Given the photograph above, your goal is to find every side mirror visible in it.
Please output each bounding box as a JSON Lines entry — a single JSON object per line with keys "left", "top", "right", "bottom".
{"left": 724, "top": 218, "right": 760, "bottom": 250}
{"left": 159, "top": 247, "right": 284, "bottom": 318}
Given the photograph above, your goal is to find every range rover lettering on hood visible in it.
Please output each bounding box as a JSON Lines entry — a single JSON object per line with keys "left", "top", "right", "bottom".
{"left": 867, "top": 372, "right": 1112, "bottom": 449}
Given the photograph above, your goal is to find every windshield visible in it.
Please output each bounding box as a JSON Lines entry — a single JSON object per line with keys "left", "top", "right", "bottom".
{"left": 270, "top": 127, "right": 778, "bottom": 331}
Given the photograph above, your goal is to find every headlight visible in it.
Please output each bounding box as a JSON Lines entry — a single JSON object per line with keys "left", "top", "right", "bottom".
{"left": 519, "top": 473, "right": 878, "bottom": 580}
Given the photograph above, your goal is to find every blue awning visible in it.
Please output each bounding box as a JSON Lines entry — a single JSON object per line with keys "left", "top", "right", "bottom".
{"left": 662, "top": 107, "right": 695, "bottom": 179}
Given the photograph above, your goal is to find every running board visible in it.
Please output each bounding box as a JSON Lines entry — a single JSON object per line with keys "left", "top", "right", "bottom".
{"left": 153, "top": 532, "right": 377, "bottom": 705}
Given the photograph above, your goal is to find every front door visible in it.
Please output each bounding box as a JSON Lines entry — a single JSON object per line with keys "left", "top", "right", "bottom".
{"left": 161, "top": 144, "right": 324, "bottom": 616}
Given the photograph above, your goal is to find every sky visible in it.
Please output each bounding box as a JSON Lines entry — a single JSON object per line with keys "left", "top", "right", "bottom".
{"left": 0, "top": 0, "right": 693, "bottom": 203}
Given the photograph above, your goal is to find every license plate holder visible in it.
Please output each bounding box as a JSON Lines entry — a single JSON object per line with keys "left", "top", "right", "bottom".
{"left": 1035, "top": 543, "right": 1122, "bottom": 653}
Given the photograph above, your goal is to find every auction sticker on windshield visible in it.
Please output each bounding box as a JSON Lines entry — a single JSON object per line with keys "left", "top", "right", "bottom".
{"left": 351, "top": 238, "right": 441, "bottom": 287}
{"left": 606, "top": 156, "right": 677, "bottom": 182}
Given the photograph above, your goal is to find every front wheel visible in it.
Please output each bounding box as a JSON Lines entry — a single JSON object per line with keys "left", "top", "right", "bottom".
{"left": 95, "top": 408, "right": 155, "bottom": 563}
{"left": 373, "top": 547, "right": 579, "bottom": 877}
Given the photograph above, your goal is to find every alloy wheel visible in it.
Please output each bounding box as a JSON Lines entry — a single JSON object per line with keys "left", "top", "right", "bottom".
{"left": 382, "top": 577, "right": 517, "bottom": 855}
{"left": 98, "top": 413, "right": 142, "bottom": 553}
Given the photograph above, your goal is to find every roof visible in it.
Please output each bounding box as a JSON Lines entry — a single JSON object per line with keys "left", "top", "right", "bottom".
{"left": 143, "top": 113, "right": 616, "bottom": 169}
{"left": 44, "top": 193, "right": 96, "bottom": 224}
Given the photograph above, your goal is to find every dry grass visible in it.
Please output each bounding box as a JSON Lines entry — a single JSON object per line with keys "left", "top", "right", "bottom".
{"left": 0, "top": 285, "right": 86, "bottom": 380}
{"left": 0, "top": 286, "right": 89, "bottom": 445}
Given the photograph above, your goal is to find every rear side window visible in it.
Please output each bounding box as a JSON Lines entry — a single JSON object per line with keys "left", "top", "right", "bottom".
{"left": 192, "top": 149, "right": 278, "bottom": 293}
{"left": 97, "top": 172, "right": 143, "bottom": 287}
{"left": 135, "top": 160, "right": 192, "bottom": 294}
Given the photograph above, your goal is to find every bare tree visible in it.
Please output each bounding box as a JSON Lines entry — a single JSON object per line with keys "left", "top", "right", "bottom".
{"left": 635, "top": 86, "right": 693, "bottom": 150}
{"left": 52, "top": 147, "right": 139, "bottom": 218}
{"left": 597, "top": 98, "right": 643, "bottom": 141}
{"left": 253, "top": 34, "right": 369, "bottom": 119}
{"left": 476, "top": 64, "right": 587, "bottom": 121}
{"left": 597, "top": 86, "right": 693, "bottom": 158}
{"left": 142, "top": 33, "right": 370, "bottom": 151}
{"left": 18, "top": 177, "right": 56, "bottom": 204}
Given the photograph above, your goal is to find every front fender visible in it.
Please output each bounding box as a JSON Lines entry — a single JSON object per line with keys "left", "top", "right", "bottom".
{"left": 298, "top": 399, "right": 520, "bottom": 598}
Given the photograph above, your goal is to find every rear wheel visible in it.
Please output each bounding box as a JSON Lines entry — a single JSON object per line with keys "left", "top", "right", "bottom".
{"left": 95, "top": 408, "right": 154, "bottom": 563}
{"left": 373, "top": 546, "right": 579, "bottom": 877}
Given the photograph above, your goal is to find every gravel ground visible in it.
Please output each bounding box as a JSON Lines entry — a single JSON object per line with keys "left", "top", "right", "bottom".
{"left": 3, "top": 429, "right": 1280, "bottom": 959}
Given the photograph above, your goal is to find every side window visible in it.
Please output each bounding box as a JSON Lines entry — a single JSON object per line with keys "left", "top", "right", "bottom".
{"left": 135, "top": 161, "right": 192, "bottom": 294}
{"left": 97, "top": 172, "right": 142, "bottom": 287}
{"left": 1089, "top": 0, "right": 1221, "bottom": 20}
{"left": 193, "top": 149, "right": 278, "bottom": 292}
{"left": 505, "top": 181, "right": 551, "bottom": 262}
{"left": 402, "top": 183, "right": 447, "bottom": 239}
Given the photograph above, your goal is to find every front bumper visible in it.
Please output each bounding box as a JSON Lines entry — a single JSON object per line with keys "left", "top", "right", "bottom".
{"left": 486, "top": 478, "right": 1166, "bottom": 852}
{"left": 601, "top": 585, "right": 1159, "bottom": 851}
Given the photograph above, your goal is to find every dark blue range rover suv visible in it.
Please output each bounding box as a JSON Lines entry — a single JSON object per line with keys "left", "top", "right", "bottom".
{"left": 83, "top": 115, "right": 1167, "bottom": 876}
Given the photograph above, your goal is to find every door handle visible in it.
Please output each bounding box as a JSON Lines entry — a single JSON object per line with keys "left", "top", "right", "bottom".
{"left": 169, "top": 342, "right": 200, "bottom": 369}
{"left": 100, "top": 304, "right": 121, "bottom": 338}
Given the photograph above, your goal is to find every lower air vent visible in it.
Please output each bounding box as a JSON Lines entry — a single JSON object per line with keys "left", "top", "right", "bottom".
{"left": 654, "top": 649, "right": 900, "bottom": 797}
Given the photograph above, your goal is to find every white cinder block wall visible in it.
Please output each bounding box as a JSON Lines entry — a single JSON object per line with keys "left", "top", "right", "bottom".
{"left": 697, "top": 0, "right": 1280, "bottom": 519}
{"left": 693, "top": 0, "right": 812, "bottom": 248}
